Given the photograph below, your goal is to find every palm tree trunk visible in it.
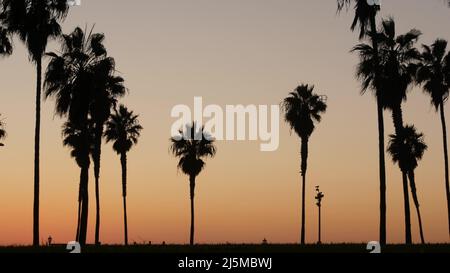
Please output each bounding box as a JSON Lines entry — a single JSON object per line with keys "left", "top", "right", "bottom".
{"left": 318, "top": 205, "right": 321, "bottom": 244}
{"left": 78, "top": 165, "right": 89, "bottom": 246}
{"left": 369, "top": 10, "right": 387, "bottom": 246}
{"left": 94, "top": 124, "right": 103, "bottom": 245}
{"left": 76, "top": 198, "right": 81, "bottom": 241}
{"left": 189, "top": 175, "right": 196, "bottom": 245}
{"left": 391, "top": 105, "right": 414, "bottom": 244}
{"left": 76, "top": 171, "right": 82, "bottom": 241}
{"left": 408, "top": 171, "right": 425, "bottom": 244}
{"left": 439, "top": 101, "right": 450, "bottom": 237}
{"left": 121, "top": 152, "right": 128, "bottom": 246}
{"left": 401, "top": 171, "right": 412, "bottom": 244}
{"left": 33, "top": 56, "right": 42, "bottom": 247}
{"left": 300, "top": 137, "right": 308, "bottom": 245}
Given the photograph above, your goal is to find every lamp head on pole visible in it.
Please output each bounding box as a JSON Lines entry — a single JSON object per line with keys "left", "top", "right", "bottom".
{"left": 367, "top": 0, "right": 381, "bottom": 10}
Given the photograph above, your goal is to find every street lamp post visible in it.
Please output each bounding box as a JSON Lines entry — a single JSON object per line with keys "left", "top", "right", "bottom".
{"left": 315, "top": 186, "right": 325, "bottom": 244}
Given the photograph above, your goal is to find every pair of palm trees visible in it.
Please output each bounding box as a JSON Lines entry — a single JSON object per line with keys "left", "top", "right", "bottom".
{"left": 45, "top": 26, "right": 142, "bottom": 245}
{"left": 353, "top": 17, "right": 425, "bottom": 244}
{"left": 339, "top": 0, "right": 450, "bottom": 243}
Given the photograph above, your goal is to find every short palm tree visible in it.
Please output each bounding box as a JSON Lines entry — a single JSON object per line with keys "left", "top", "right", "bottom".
{"left": 104, "top": 105, "right": 143, "bottom": 246}
{"left": 388, "top": 125, "right": 427, "bottom": 244}
{"left": 337, "top": 0, "right": 387, "bottom": 245}
{"left": 416, "top": 39, "right": 450, "bottom": 237}
{"left": 170, "top": 122, "right": 216, "bottom": 245}
{"left": 282, "top": 84, "right": 327, "bottom": 245}
{"left": 353, "top": 18, "right": 421, "bottom": 244}
{"left": 1, "top": 0, "right": 69, "bottom": 246}
{"left": 0, "top": 114, "right": 6, "bottom": 147}
{"left": 62, "top": 120, "right": 93, "bottom": 245}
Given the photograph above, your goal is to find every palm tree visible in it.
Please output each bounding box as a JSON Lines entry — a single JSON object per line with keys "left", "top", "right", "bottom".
{"left": 0, "top": 114, "right": 6, "bottom": 147}
{"left": 0, "top": 0, "right": 69, "bottom": 246}
{"left": 353, "top": 18, "right": 421, "bottom": 244}
{"left": 62, "top": 121, "right": 93, "bottom": 246}
{"left": 416, "top": 39, "right": 450, "bottom": 237}
{"left": 337, "top": 0, "right": 387, "bottom": 245}
{"left": 45, "top": 26, "right": 125, "bottom": 244}
{"left": 388, "top": 125, "right": 427, "bottom": 244}
{"left": 90, "top": 64, "right": 126, "bottom": 245}
{"left": 104, "top": 105, "right": 143, "bottom": 246}
{"left": 170, "top": 122, "right": 216, "bottom": 245}
{"left": 282, "top": 84, "right": 327, "bottom": 245}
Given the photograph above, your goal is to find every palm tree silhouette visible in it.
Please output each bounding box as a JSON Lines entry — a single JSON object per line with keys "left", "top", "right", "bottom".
{"left": 337, "top": 0, "right": 387, "bottom": 245}
{"left": 388, "top": 125, "right": 428, "bottom": 244}
{"left": 104, "top": 105, "right": 143, "bottom": 246}
{"left": 416, "top": 39, "right": 450, "bottom": 238}
{"left": 282, "top": 84, "right": 327, "bottom": 245}
{"left": 1, "top": 0, "right": 69, "bottom": 246}
{"left": 170, "top": 122, "right": 217, "bottom": 245}
{"left": 45, "top": 26, "right": 122, "bottom": 244}
{"left": 353, "top": 18, "right": 421, "bottom": 244}
{"left": 88, "top": 35, "right": 126, "bottom": 246}
{"left": 0, "top": 114, "right": 6, "bottom": 147}
{"left": 0, "top": 27, "right": 12, "bottom": 56}
{"left": 62, "top": 120, "right": 93, "bottom": 246}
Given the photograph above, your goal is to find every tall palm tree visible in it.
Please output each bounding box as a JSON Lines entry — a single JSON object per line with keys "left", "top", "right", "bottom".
{"left": 416, "top": 39, "right": 450, "bottom": 237}
{"left": 90, "top": 61, "right": 126, "bottom": 245}
{"left": 0, "top": 0, "right": 69, "bottom": 246}
{"left": 388, "top": 125, "right": 427, "bottom": 244}
{"left": 282, "top": 84, "right": 327, "bottom": 245}
{"left": 104, "top": 105, "right": 143, "bottom": 246}
{"left": 62, "top": 121, "right": 93, "bottom": 246}
{"left": 0, "top": 114, "right": 6, "bottom": 147}
{"left": 45, "top": 26, "right": 111, "bottom": 245}
{"left": 45, "top": 26, "right": 125, "bottom": 244}
{"left": 337, "top": 0, "right": 387, "bottom": 245}
{"left": 170, "top": 122, "right": 216, "bottom": 245}
{"left": 353, "top": 18, "right": 421, "bottom": 244}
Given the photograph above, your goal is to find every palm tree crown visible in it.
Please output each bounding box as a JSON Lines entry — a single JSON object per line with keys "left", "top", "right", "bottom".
{"left": 353, "top": 18, "right": 421, "bottom": 109}
{"left": 45, "top": 26, "right": 120, "bottom": 122}
{"left": 170, "top": 123, "right": 217, "bottom": 178}
{"left": 417, "top": 39, "right": 450, "bottom": 109}
{"left": 1, "top": 0, "right": 68, "bottom": 62}
{"left": 105, "top": 105, "right": 143, "bottom": 155}
{"left": 337, "top": 0, "right": 379, "bottom": 39}
{"left": 388, "top": 125, "right": 428, "bottom": 173}
{"left": 282, "top": 84, "right": 327, "bottom": 140}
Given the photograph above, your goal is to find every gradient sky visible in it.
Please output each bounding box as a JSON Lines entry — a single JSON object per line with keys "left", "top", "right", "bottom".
{"left": 0, "top": 0, "right": 450, "bottom": 245}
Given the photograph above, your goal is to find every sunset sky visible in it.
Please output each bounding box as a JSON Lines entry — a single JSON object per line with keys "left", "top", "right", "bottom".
{"left": 1, "top": 0, "right": 450, "bottom": 245}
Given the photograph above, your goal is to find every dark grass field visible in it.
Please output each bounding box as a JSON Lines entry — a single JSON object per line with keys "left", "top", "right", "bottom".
{"left": 0, "top": 244, "right": 449, "bottom": 253}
